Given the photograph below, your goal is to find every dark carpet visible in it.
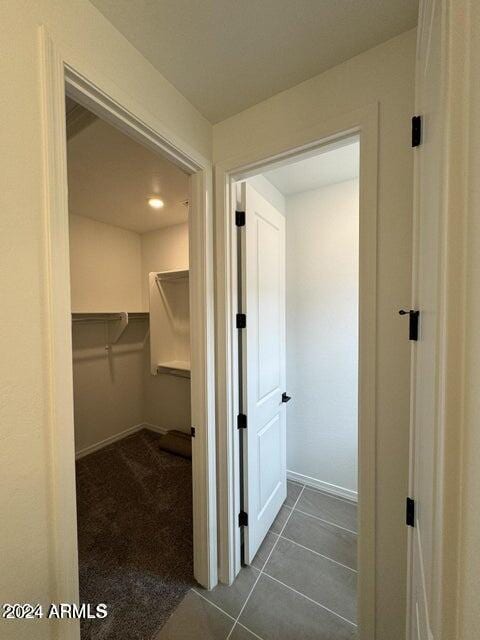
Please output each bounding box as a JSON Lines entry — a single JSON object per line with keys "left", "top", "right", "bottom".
{"left": 76, "top": 429, "right": 194, "bottom": 640}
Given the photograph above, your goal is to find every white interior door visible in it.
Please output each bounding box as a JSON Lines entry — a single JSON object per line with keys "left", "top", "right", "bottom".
{"left": 408, "top": 0, "right": 446, "bottom": 637}
{"left": 239, "top": 181, "right": 287, "bottom": 564}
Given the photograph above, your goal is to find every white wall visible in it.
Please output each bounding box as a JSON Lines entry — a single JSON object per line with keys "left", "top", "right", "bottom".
{"left": 214, "top": 29, "right": 415, "bottom": 638}
{"left": 286, "top": 180, "right": 358, "bottom": 498}
{"left": 0, "top": 2, "right": 210, "bottom": 628}
{"left": 69, "top": 214, "right": 143, "bottom": 312}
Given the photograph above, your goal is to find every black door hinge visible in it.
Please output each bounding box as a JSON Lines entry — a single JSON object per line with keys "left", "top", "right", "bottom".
{"left": 412, "top": 115, "right": 422, "bottom": 147}
{"left": 399, "top": 309, "right": 420, "bottom": 341}
{"left": 235, "top": 210, "right": 246, "bottom": 227}
{"left": 238, "top": 511, "right": 248, "bottom": 527}
{"left": 406, "top": 497, "right": 415, "bottom": 527}
{"left": 236, "top": 313, "right": 247, "bottom": 329}
{"left": 191, "top": 427, "right": 196, "bottom": 437}
{"left": 237, "top": 413, "right": 247, "bottom": 429}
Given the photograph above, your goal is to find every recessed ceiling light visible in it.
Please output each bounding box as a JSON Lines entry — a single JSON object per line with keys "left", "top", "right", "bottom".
{"left": 148, "top": 197, "right": 164, "bottom": 209}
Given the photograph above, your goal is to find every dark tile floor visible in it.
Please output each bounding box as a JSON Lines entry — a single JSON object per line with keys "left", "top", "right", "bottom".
{"left": 156, "top": 481, "right": 357, "bottom": 640}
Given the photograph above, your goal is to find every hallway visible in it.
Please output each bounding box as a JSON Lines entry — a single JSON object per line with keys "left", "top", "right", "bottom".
{"left": 157, "top": 481, "right": 357, "bottom": 639}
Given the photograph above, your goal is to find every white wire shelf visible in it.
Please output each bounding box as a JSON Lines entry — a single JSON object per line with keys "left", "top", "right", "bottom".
{"left": 71, "top": 312, "right": 149, "bottom": 345}
{"left": 154, "top": 269, "right": 189, "bottom": 282}
{"left": 72, "top": 312, "right": 149, "bottom": 322}
{"left": 156, "top": 360, "right": 191, "bottom": 378}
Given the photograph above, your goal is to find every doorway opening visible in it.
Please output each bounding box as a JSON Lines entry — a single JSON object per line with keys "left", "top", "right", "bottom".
{"left": 223, "top": 136, "right": 361, "bottom": 637}
{"left": 65, "top": 96, "right": 197, "bottom": 639}
{"left": 214, "top": 105, "right": 377, "bottom": 638}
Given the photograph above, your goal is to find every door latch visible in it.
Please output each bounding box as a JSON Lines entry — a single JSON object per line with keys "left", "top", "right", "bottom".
{"left": 282, "top": 392, "right": 291, "bottom": 403}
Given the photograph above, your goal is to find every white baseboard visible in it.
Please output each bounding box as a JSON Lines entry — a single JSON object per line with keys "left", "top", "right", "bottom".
{"left": 142, "top": 422, "right": 169, "bottom": 436}
{"left": 287, "top": 469, "right": 358, "bottom": 503}
{"left": 75, "top": 422, "right": 168, "bottom": 459}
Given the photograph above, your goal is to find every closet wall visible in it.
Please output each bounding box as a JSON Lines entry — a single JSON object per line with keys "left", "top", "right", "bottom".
{"left": 70, "top": 215, "right": 190, "bottom": 456}
{"left": 141, "top": 223, "right": 191, "bottom": 434}
{"left": 70, "top": 214, "right": 143, "bottom": 312}
{"left": 141, "top": 223, "right": 189, "bottom": 307}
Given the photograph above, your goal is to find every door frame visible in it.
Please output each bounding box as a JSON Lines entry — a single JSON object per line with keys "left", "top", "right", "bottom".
{"left": 405, "top": 1, "right": 470, "bottom": 638}
{"left": 215, "top": 104, "right": 378, "bottom": 639}
{"left": 39, "top": 26, "right": 217, "bottom": 637}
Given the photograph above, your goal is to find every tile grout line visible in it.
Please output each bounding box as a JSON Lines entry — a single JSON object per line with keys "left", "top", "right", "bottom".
{"left": 277, "top": 533, "right": 357, "bottom": 572}
{"left": 208, "top": 482, "right": 357, "bottom": 638}
{"left": 235, "top": 621, "right": 266, "bottom": 640}
{"left": 273, "top": 484, "right": 305, "bottom": 544}
{"left": 191, "top": 588, "right": 237, "bottom": 622}
{"left": 192, "top": 585, "right": 264, "bottom": 640}
{"left": 225, "top": 484, "right": 306, "bottom": 640}
{"left": 260, "top": 571, "right": 358, "bottom": 628}
{"left": 292, "top": 507, "right": 358, "bottom": 535}
{"left": 192, "top": 588, "right": 263, "bottom": 640}
{"left": 299, "top": 484, "right": 358, "bottom": 506}
{"left": 197, "top": 481, "right": 357, "bottom": 637}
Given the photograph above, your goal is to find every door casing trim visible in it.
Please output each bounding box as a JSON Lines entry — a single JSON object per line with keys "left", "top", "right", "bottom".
{"left": 39, "top": 26, "right": 217, "bottom": 640}
{"left": 215, "top": 104, "right": 378, "bottom": 640}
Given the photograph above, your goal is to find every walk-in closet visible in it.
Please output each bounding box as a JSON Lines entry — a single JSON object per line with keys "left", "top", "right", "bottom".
{"left": 66, "top": 97, "right": 195, "bottom": 639}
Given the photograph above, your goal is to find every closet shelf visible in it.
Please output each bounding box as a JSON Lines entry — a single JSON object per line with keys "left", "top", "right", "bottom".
{"left": 149, "top": 268, "right": 190, "bottom": 377}
{"left": 72, "top": 312, "right": 149, "bottom": 345}
{"left": 155, "top": 269, "right": 189, "bottom": 282}
{"left": 157, "top": 360, "right": 191, "bottom": 378}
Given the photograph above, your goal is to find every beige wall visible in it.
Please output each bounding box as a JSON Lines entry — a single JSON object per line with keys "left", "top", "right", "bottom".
{"left": 69, "top": 214, "right": 146, "bottom": 454}
{"left": 214, "top": 29, "right": 415, "bottom": 639}
{"left": 0, "top": 2, "right": 209, "bottom": 633}
{"left": 141, "top": 222, "right": 191, "bottom": 434}
{"left": 458, "top": 0, "right": 480, "bottom": 637}
{"left": 69, "top": 215, "right": 191, "bottom": 453}
{"left": 72, "top": 320, "right": 146, "bottom": 454}
{"left": 69, "top": 214, "right": 144, "bottom": 312}
{"left": 141, "top": 222, "right": 189, "bottom": 307}
{"left": 143, "top": 358, "right": 191, "bottom": 434}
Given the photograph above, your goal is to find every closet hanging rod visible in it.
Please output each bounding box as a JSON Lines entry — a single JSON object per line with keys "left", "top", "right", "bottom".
{"left": 72, "top": 312, "right": 149, "bottom": 323}
{"left": 72, "top": 312, "right": 149, "bottom": 345}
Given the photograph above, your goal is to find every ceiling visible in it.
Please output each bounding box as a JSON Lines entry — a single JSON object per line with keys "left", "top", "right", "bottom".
{"left": 90, "top": 0, "right": 418, "bottom": 123}
{"left": 263, "top": 139, "right": 359, "bottom": 196}
{"left": 67, "top": 111, "right": 189, "bottom": 234}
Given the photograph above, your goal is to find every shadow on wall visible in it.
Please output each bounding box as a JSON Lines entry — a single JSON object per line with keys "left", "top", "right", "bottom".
{"left": 72, "top": 320, "right": 191, "bottom": 454}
